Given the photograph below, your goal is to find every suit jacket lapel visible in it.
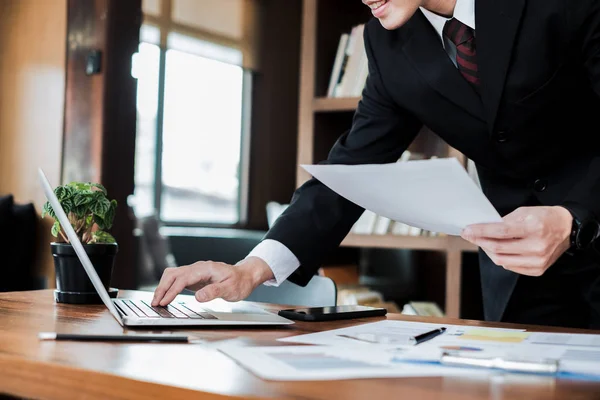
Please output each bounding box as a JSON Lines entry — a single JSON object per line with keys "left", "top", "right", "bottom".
{"left": 476, "top": 0, "right": 525, "bottom": 132}
{"left": 401, "top": 10, "right": 485, "bottom": 121}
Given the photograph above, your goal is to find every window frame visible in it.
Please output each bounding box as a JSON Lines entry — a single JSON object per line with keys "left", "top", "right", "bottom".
{"left": 138, "top": 2, "right": 252, "bottom": 228}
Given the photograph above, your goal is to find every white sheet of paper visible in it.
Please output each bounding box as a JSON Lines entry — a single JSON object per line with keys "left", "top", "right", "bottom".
{"left": 217, "top": 344, "right": 489, "bottom": 381}
{"left": 302, "top": 158, "right": 502, "bottom": 235}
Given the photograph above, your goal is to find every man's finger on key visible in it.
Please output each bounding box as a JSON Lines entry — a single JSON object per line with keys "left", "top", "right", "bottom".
{"left": 159, "top": 280, "right": 189, "bottom": 306}
{"left": 152, "top": 267, "right": 178, "bottom": 306}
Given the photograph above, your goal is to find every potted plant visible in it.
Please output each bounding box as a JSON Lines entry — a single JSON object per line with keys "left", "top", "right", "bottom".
{"left": 41, "top": 182, "right": 119, "bottom": 304}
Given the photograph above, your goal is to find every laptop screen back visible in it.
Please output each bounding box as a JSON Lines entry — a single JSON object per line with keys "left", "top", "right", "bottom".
{"left": 38, "top": 168, "right": 123, "bottom": 325}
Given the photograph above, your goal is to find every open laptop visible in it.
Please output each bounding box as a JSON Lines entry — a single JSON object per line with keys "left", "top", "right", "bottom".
{"left": 38, "top": 168, "right": 294, "bottom": 327}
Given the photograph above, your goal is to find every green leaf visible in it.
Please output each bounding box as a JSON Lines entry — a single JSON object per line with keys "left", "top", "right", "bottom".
{"left": 43, "top": 202, "right": 56, "bottom": 219}
{"left": 48, "top": 181, "right": 116, "bottom": 241}
{"left": 51, "top": 221, "right": 61, "bottom": 238}
{"left": 61, "top": 198, "right": 74, "bottom": 215}
{"left": 102, "top": 200, "right": 118, "bottom": 230}
{"left": 92, "top": 197, "right": 111, "bottom": 218}
{"left": 90, "top": 230, "right": 116, "bottom": 244}
{"left": 60, "top": 185, "right": 76, "bottom": 200}
{"left": 85, "top": 213, "right": 94, "bottom": 228}
{"left": 72, "top": 204, "right": 88, "bottom": 219}
{"left": 68, "top": 182, "right": 91, "bottom": 192}
{"left": 74, "top": 193, "right": 93, "bottom": 207}
{"left": 41, "top": 202, "right": 50, "bottom": 219}
{"left": 54, "top": 186, "right": 67, "bottom": 201}
{"left": 93, "top": 214, "right": 107, "bottom": 230}
{"left": 91, "top": 183, "right": 107, "bottom": 195}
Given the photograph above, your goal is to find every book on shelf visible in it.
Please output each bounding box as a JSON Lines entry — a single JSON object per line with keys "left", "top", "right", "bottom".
{"left": 372, "top": 215, "right": 392, "bottom": 235}
{"left": 326, "top": 32, "right": 350, "bottom": 97}
{"left": 351, "top": 209, "right": 378, "bottom": 234}
{"left": 401, "top": 301, "right": 445, "bottom": 317}
{"left": 407, "top": 225, "right": 423, "bottom": 236}
{"left": 390, "top": 221, "right": 411, "bottom": 235}
{"left": 327, "top": 24, "right": 368, "bottom": 98}
{"left": 337, "top": 286, "right": 401, "bottom": 313}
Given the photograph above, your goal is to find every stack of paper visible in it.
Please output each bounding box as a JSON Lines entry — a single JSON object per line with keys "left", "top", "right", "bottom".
{"left": 217, "top": 320, "right": 600, "bottom": 382}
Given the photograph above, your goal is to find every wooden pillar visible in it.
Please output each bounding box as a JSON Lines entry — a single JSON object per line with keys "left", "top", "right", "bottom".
{"left": 63, "top": 0, "right": 141, "bottom": 288}
{"left": 246, "top": 0, "right": 302, "bottom": 229}
{"left": 445, "top": 237, "right": 464, "bottom": 318}
{"left": 295, "top": 0, "right": 317, "bottom": 187}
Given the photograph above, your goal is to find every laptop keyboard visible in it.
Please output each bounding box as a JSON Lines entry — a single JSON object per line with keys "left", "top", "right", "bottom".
{"left": 115, "top": 299, "right": 217, "bottom": 319}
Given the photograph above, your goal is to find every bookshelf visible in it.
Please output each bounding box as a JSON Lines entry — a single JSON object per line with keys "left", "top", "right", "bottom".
{"left": 296, "top": 0, "right": 478, "bottom": 319}
{"left": 313, "top": 97, "right": 361, "bottom": 112}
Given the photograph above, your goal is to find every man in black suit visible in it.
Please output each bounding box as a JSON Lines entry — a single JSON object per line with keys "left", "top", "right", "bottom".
{"left": 153, "top": 0, "right": 600, "bottom": 329}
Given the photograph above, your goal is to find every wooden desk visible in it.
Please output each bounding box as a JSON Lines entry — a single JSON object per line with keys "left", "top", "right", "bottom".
{"left": 1, "top": 290, "right": 599, "bottom": 400}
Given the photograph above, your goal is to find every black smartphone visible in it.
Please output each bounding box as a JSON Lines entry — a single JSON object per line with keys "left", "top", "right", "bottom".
{"left": 278, "top": 305, "right": 387, "bottom": 321}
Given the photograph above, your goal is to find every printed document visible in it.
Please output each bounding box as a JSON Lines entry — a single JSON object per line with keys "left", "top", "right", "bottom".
{"left": 218, "top": 321, "right": 600, "bottom": 381}
{"left": 217, "top": 344, "right": 488, "bottom": 381}
{"left": 278, "top": 320, "right": 525, "bottom": 349}
{"left": 391, "top": 327, "right": 600, "bottom": 379}
{"left": 302, "top": 158, "right": 502, "bottom": 235}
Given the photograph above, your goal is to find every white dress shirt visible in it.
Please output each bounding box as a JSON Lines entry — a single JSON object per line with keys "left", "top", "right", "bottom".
{"left": 246, "top": 0, "right": 476, "bottom": 286}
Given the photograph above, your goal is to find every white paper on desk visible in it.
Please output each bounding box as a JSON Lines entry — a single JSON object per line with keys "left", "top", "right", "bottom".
{"left": 302, "top": 158, "right": 502, "bottom": 235}
{"left": 278, "top": 320, "right": 525, "bottom": 349}
{"left": 392, "top": 329, "right": 600, "bottom": 380}
{"left": 218, "top": 344, "right": 489, "bottom": 381}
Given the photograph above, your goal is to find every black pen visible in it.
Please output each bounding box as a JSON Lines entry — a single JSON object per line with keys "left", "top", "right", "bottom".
{"left": 38, "top": 332, "right": 190, "bottom": 343}
{"left": 408, "top": 327, "right": 446, "bottom": 345}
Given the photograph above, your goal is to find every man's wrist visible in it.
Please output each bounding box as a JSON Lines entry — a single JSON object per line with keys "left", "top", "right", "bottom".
{"left": 555, "top": 206, "right": 574, "bottom": 242}
{"left": 558, "top": 205, "right": 600, "bottom": 253}
{"left": 237, "top": 256, "right": 275, "bottom": 286}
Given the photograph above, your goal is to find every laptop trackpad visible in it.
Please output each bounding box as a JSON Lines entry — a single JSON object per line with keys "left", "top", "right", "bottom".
{"left": 195, "top": 298, "right": 270, "bottom": 315}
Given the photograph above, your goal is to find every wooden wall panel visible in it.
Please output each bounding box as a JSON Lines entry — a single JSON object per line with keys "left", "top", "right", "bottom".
{"left": 62, "top": 0, "right": 107, "bottom": 185}
{"left": 63, "top": 0, "right": 141, "bottom": 289}
{"left": 246, "top": 0, "right": 302, "bottom": 229}
{"left": 0, "top": 0, "right": 68, "bottom": 286}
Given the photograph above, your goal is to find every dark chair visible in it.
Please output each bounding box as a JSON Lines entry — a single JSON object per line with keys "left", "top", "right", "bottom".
{"left": 0, "top": 194, "right": 38, "bottom": 291}
{"left": 126, "top": 194, "right": 178, "bottom": 289}
{"left": 127, "top": 194, "right": 336, "bottom": 306}
{"left": 246, "top": 275, "right": 337, "bottom": 307}
{"left": 137, "top": 213, "right": 178, "bottom": 282}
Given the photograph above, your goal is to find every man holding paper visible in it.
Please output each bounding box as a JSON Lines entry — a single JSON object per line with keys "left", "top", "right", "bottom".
{"left": 153, "top": 0, "right": 600, "bottom": 329}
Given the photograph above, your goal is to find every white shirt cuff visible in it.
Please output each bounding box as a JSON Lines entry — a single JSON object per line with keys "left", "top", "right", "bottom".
{"left": 245, "top": 239, "right": 300, "bottom": 287}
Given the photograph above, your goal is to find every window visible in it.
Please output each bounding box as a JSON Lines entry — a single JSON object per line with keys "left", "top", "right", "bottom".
{"left": 161, "top": 38, "right": 244, "bottom": 223}
{"left": 132, "top": 22, "right": 250, "bottom": 225}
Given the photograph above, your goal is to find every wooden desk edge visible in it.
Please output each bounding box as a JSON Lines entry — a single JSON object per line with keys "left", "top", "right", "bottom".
{"left": 0, "top": 352, "right": 259, "bottom": 400}
{"left": 2, "top": 290, "right": 600, "bottom": 400}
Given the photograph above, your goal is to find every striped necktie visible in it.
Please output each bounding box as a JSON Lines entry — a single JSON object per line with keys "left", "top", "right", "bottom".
{"left": 443, "top": 18, "right": 480, "bottom": 89}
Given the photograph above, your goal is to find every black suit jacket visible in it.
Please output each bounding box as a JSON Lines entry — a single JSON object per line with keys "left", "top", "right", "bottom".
{"left": 265, "top": 0, "right": 600, "bottom": 321}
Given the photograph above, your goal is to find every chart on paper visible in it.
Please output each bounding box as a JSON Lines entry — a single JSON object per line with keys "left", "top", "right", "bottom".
{"left": 217, "top": 345, "right": 490, "bottom": 381}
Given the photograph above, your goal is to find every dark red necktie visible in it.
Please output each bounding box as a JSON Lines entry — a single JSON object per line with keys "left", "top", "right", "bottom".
{"left": 443, "top": 18, "right": 480, "bottom": 89}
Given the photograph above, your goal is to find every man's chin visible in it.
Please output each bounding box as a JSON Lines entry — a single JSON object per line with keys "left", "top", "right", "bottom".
{"left": 377, "top": 16, "right": 407, "bottom": 30}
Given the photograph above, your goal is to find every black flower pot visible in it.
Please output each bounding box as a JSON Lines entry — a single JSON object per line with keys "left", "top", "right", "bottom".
{"left": 51, "top": 242, "right": 119, "bottom": 304}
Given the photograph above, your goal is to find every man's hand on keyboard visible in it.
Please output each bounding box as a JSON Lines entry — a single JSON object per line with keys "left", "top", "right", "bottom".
{"left": 151, "top": 257, "right": 274, "bottom": 306}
